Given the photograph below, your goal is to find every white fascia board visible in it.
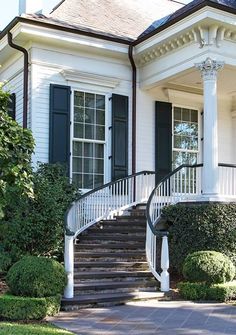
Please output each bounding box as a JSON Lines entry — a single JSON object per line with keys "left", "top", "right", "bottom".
{"left": 135, "top": 6, "right": 236, "bottom": 55}
{"left": 17, "top": 23, "right": 129, "bottom": 55}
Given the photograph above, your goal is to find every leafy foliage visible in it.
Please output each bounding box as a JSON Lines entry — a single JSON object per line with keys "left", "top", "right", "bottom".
{"left": 178, "top": 281, "right": 236, "bottom": 302}
{"left": 0, "top": 252, "right": 12, "bottom": 274}
{"left": 183, "top": 251, "right": 235, "bottom": 284}
{"left": 0, "top": 89, "right": 34, "bottom": 218}
{"left": 0, "top": 294, "right": 61, "bottom": 320}
{"left": 6, "top": 256, "right": 67, "bottom": 298}
{"left": 2, "top": 163, "right": 78, "bottom": 261}
{"left": 162, "top": 203, "right": 236, "bottom": 271}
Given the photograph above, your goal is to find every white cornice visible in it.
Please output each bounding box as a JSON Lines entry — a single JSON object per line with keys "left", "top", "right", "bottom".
{"left": 61, "top": 69, "right": 120, "bottom": 88}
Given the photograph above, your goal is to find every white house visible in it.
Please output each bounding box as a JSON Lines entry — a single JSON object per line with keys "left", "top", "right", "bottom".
{"left": 1, "top": 0, "right": 236, "bottom": 304}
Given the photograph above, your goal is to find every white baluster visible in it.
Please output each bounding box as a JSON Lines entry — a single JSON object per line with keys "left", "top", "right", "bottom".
{"left": 64, "top": 234, "right": 74, "bottom": 298}
{"left": 160, "top": 235, "right": 169, "bottom": 292}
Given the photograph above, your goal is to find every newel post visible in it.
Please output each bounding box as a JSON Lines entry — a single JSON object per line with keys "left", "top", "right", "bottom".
{"left": 160, "top": 234, "right": 169, "bottom": 292}
{"left": 64, "top": 233, "right": 74, "bottom": 298}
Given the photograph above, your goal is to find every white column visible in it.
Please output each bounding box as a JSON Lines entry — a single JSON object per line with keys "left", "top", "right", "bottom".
{"left": 64, "top": 234, "right": 74, "bottom": 299}
{"left": 195, "top": 58, "right": 224, "bottom": 197}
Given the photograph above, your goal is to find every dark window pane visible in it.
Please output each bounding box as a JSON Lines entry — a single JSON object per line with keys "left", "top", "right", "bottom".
{"left": 72, "top": 173, "right": 82, "bottom": 188}
{"left": 174, "top": 107, "right": 181, "bottom": 120}
{"left": 85, "top": 108, "right": 95, "bottom": 124}
{"left": 96, "top": 95, "right": 105, "bottom": 109}
{"left": 74, "top": 91, "right": 84, "bottom": 106}
{"left": 73, "top": 142, "right": 82, "bottom": 156}
{"left": 174, "top": 135, "right": 182, "bottom": 149}
{"left": 95, "top": 144, "right": 104, "bottom": 158}
{"left": 94, "top": 175, "right": 103, "bottom": 188}
{"left": 94, "top": 159, "right": 104, "bottom": 173}
{"left": 84, "top": 174, "right": 93, "bottom": 189}
{"left": 191, "top": 137, "right": 198, "bottom": 150}
{"left": 84, "top": 158, "right": 93, "bottom": 173}
{"left": 73, "top": 157, "right": 82, "bottom": 172}
{"left": 74, "top": 107, "right": 84, "bottom": 122}
{"left": 85, "top": 124, "right": 95, "bottom": 139}
{"left": 84, "top": 143, "right": 93, "bottom": 157}
{"left": 85, "top": 93, "right": 95, "bottom": 108}
{"left": 74, "top": 123, "right": 84, "bottom": 138}
{"left": 191, "top": 110, "right": 198, "bottom": 122}
{"left": 96, "top": 109, "right": 105, "bottom": 125}
{"left": 174, "top": 121, "right": 183, "bottom": 135}
{"left": 182, "top": 108, "right": 190, "bottom": 121}
{"left": 95, "top": 126, "right": 105, "bottom": 140}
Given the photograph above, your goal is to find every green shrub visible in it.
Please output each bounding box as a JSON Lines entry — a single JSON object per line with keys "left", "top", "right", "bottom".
{"left": 162, "top": 203, "right": 236, "bottom": 271}
{"left": 178, "top": 281, "right": 236, "bottom": 302}
{"left": 0, "top": 294, "right": 61, "bottom": 320}
{"left": 183, "top": 251, "right": 235, "bottom": 284}
{"left": 6, "top": 256, "right": 67, "bottom": 298}
{"left": 2, "top": 163, "right": 78, "bottom": 261}
{"left": 0, "top": 252, "right": 11, "bottom": 274}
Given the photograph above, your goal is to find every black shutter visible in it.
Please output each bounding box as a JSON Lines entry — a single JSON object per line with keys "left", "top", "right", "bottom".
{"left": 111, "top": 94, "right": 128, "bottom": 181}
{"left": 49, "top": 84, "right": 71, "bottom": 170}
{"left": 155, "top": 101, "right": 172, "bottom": 184}
{"left": 7, "top": 93, "right": 16, "bottom": 120}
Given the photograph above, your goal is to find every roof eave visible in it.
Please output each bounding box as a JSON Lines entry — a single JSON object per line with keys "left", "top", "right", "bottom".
{"left": 0, "top": 16, "right": 133, "bottom": 46}
{"left": 132, "top": 0, "right": 236, "bottom": 46}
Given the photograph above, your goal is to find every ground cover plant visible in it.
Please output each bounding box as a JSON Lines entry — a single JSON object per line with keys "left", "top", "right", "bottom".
{"left": 0, "top": 322, "right": 75, "bottom": 335}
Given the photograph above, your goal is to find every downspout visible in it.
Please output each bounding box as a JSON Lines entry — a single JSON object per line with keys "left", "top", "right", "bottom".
{"left": 7, "top": 31, "right": 28, "bottom": 128}
{"left": 128, "top": 45, "right": 136, "bottom": 176}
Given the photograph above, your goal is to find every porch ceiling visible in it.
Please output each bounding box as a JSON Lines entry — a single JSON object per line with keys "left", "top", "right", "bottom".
{"left": 150, "top": 65, "right": 236, "bottom": 97}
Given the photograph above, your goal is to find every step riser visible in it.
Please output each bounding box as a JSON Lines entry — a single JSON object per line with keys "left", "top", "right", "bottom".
{"left": 74, "top": 286, "right": 157, "bottom": 295}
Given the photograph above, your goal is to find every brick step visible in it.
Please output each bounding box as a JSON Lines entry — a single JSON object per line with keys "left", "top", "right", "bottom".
{"left": 98, "top": 221, "right": 146, "bottom": 227}
{"left": 74, "top": 271, "right": 152, "bottom": 280}
{"left": 128, "top": 209, "right": 146, "bottom": 216}
{"left": 75, "top": 243, "right": 145, "bottom": 250}
{"left": 74, "top": 280, "right": 157, "bottom": 294}
{"left": 61, "top": 291, "right": 164, "bottom": 310}
{"left": 74, "top": 251, "right": 146, "bottom": 259}
{"left": 88, "top": 226, "right": 146, "bottom": 233}
{"left": 78, "top": 234, "right": 145, "bottom": 241}
{"left": 74, "top": 261, "right": 149, "bottom": 270}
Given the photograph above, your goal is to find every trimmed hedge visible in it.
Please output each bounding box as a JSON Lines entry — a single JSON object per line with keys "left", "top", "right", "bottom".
{"left": 183, "top": 251, "right": 235, "bottom": 284}
{"left": 162, "top": 203, "right": 236, "bottom": 271}
{"left": 6, "top": 256, "right": 67, "bottom": 297}
{"left": 178, "top": 281, "right": 236, "bottom": 302}
{"left": 0, "top": 294, "right": 61, "bottom": 320}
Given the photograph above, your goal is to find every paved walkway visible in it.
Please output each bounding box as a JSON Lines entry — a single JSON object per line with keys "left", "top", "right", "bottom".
{"left": 49, "top": 301, "right": 236, "bottom": 335}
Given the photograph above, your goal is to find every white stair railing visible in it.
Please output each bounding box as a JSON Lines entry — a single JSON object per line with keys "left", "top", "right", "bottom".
{"left": 146, "top": 164, "right": 203, "bottom": 292}
{"left": 64, "top": 171, "right": 156, "bottom": 298}
{"left": 218, "top": 163, "right": 236, "bottom": 197}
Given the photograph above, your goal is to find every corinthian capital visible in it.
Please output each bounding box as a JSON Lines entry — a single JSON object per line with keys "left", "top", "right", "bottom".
{"left": 195, "top": 57, "right": 224, "bottom": 80}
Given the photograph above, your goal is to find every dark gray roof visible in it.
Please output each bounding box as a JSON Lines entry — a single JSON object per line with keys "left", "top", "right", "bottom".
{"left": 140, "top": 0, "right": 236, "bottom": 38}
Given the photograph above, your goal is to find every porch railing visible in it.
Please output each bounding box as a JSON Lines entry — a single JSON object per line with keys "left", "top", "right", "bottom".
{"left": 146, "top": 164, "right": 203, "bottom": 291}
{"left": 64, "top": 170, "right": 156, "bottom": 298}
{"left": 219, "top": 163, "right": 236, "bottom": 197}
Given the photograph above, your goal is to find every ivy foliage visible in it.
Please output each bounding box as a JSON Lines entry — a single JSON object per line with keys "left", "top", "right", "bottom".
{"left": 0, "top": 88, "right": 34, "bottom": 218}
{"left": 162, "top": 203, "right": 236, "bottom": 272}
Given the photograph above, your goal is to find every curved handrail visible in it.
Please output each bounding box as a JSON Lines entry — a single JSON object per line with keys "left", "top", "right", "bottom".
{"left": 146, "top": 163, "right": 203, "bottom": 234}
{"left": 218, "top": 163, "right": 236, "bottom": 168}
{"left": 65, "top": 170, "right": 156, "bottom": 237}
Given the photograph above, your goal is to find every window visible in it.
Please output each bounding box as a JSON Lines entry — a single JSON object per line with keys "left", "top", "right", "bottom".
{"left": 172, "top": 106, "right": 199, "bottom": 169}
{"left": 72, "top": 91, "right": 105, "bottom": 189}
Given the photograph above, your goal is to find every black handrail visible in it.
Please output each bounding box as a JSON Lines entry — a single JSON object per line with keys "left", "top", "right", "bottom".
{"left": 218, "top": 163, "right": 236, "bottom": 168}
{"left": 65, "top": 170, "right": 155, "bottom": 235}
{"left": 146, "top": 164, "right": 203, "bottom": 235}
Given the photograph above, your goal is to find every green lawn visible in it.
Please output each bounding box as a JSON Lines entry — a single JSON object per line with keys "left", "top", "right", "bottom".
{"left": 0, "top": 322, "right": 75, "bottom": 335}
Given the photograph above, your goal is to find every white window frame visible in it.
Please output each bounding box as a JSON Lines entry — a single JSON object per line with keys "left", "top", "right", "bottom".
{"left": 70, "top": 88, "right": 109, "bottom": 192}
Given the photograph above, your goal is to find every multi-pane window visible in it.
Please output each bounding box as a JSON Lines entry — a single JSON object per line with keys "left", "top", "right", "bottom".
{"left": 72, "top": 91, "right": 105, "bottom": 189}
{"left": 172, "top": 107, "right": 199, "bottom": 193}
{"left": 173, "top": 107, "right": 199, "bottom": 169}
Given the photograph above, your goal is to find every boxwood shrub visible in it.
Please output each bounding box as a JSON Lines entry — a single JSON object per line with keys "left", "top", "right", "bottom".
{"left": 162, "top": 203, "right": 236, "bottom": 272}
{"left": 6, "top": 256, "right": 67, "bottom": 297}
{"left": 0, "top": 252, "right": 11, "bottom": 274}
{"left": 178, "top": 281, "right": 236, "bottom": 302}
{"left": 0, "top": 294, "right": 61, "bottom": 320}
{"left": 183, "top": 251, "right": 235, "bottom": 284}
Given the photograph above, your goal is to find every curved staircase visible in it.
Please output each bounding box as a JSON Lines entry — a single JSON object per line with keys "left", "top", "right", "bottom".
{"left": 62, "top": 205, "right": 162, "bottom": 310}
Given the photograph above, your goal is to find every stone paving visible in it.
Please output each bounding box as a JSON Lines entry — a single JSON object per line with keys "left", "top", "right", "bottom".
{"left": 48, "top": 300, "right": 236, "bottom": 335}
